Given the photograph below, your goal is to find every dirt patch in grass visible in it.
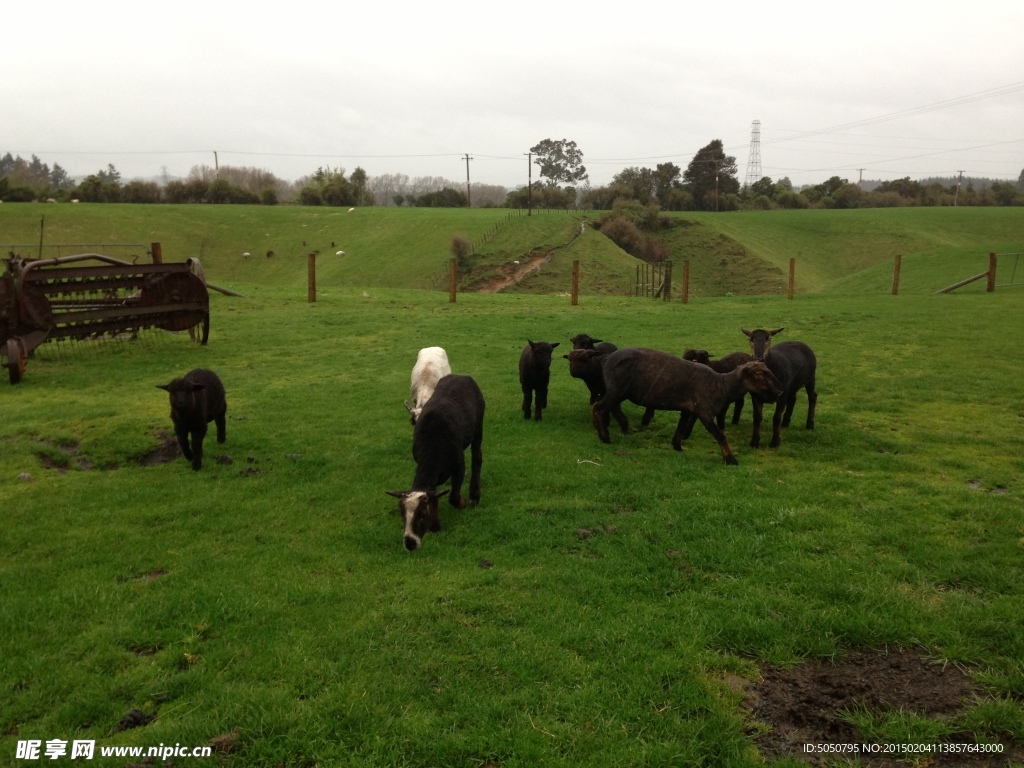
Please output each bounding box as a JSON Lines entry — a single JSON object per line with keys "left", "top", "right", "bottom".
{"left": 742, "top": 648, "right": 1022, "bottom": 766}
{"left": 135, "top": 430, "right": 180, "bottom": 466}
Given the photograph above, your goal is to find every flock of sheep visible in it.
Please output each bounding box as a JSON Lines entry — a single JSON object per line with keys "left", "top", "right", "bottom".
{"left": 153, "top": 329, "right": 816, "bottom": 553}
{"left": 384, "top": 330, "right": 818, "bottom": 552}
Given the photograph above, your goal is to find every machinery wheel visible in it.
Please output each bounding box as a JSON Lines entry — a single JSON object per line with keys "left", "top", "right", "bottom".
{"left": 5, "top": 338, "right": 26, "bottom": 385}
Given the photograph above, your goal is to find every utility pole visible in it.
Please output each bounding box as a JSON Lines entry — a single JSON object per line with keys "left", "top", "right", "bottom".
{"left": 857, "top": 169, "right": 865, "bottom": 188}
{"left": 954, "top": 170, "right": 964, "bottom": 206}
{"left": 714, "top": 158, "right": 721, "bottom": 212}
{"left": 213, "top": 151, "right": 219, "bottom": 178}
{"left": 524, "top": 152, "right": 533, "bottom": 216}
{"left": 463, "top": 153, "right": 473, "bottom": 207}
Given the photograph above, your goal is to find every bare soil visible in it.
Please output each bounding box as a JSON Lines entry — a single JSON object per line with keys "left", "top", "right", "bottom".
{"left": 741, "top": 648, "right": 1022, "bottom": 766}
{"left": 135, "top": 430, "right": 180, "bottom": 466}
{"left": 475, "top": 250, "right": 553, "bottom": 293}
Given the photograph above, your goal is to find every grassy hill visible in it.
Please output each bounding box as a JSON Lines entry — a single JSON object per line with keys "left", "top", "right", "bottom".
{"left": 2, "top": 203, "right": 1022, "bottom": 297}
{"left": 680, "top": 207, "right": 1024, "bottom": 295}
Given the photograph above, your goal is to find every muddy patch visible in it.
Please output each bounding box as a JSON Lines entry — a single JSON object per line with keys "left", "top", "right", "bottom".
{"left": 743, "top": 648, "right": 1022, "bottom": 766}
{"left": 33, "top": 439, "right": 90, "bottom": 472}
{"left": 135, "top": 430, "right": 181, "bottom": 466}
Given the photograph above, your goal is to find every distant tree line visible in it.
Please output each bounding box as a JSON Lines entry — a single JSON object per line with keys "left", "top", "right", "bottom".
{"left": 3, "top": 147, "right": 1022, "bottom": 208}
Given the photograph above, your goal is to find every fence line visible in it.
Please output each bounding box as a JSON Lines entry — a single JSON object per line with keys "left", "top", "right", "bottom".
{"left": 995, "top": 251, "right": 1024, "bottom": 288}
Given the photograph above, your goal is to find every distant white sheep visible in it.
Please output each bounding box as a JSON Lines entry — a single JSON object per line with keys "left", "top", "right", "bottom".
{"left": 336, "top": 250, "right": 345, "bottom": 256}
{"left": 404, "top": 346, "right": 451, "bottom": 425}
{"left": 348, "top": 207, "right": 355, "bottom": 213}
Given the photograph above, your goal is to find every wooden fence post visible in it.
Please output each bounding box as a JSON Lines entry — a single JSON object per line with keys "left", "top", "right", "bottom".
{"left": 663, "top": 261, "right": 673, "bottom": 301}
{"left": 449, "top": 258, "right": 457, "bottom": 303}
{"left": 891, "top": 254, "right": 902, "bottom": 295}
{"left": 151, "top": 242, "right": 163, "bottom": 265}
{"left": 788, "top": 258, "right": 795, "bottom": 300}
{"left": 681, "top": 260, "right": 690, "bottom": 304}
{"left": 307, "top": 253, "right": 316, "bottom": 302}
{"left": 987, "top": 252, "right": 997, "bottom": 292}
{"left": 571, "top": 259, "right": 579, "bottom": 306}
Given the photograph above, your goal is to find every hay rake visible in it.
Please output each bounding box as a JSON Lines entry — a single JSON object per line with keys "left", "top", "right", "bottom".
{"left": 1, "top": 251, "right": 210, "bottom": 384}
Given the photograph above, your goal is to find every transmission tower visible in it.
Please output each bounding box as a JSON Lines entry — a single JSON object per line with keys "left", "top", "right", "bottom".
{"left": 744, "top": 120, "right": 762, "bottom": 188}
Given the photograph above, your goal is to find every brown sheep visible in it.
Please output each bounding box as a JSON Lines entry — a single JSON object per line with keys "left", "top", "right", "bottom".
{"left": 592, "top": 347, "right": 782, "bottom": 464}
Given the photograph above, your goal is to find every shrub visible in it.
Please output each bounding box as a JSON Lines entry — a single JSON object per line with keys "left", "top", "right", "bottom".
{"left": 260, "top": 187, "right": 278, "bottom": 206}
{"left": 120, "top": 181, "right": 162, "bottom": 204}
{"left": 598, "top": 216, "right": 647, "bottom": 258}
{"left": 298, "top": 186, "right": 323, "bottom": 206}
{"left": 450, "top": 234, "right": 473, "bottom": 273}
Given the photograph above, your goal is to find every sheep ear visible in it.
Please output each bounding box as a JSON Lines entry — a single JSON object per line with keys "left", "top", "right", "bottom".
{"left": 428, "top": 489, "right": 450, "bottom": 500}
{"left": 741, "top": 328, "right": 752, "bottom": 338}
{"left": 527, "top": 339, "right": 536, "bottom": 348}
{"left": 770, "top": 327, "right": 784, "bottom": 336}
{"left": 562, "top": 354, "right": 569, "bottom": 360}
{"left": 550, "top": 342, "right": 560, "bottom": 349}
{"left": 156, "top": 384, "right": 170, "bottom": 391}
{"left": 385, "top": 490, "right": 407, "bottom": 499}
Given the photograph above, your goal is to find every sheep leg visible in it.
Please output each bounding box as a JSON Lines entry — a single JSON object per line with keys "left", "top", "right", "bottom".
{"left": 715, "top": 405, "right": 727, "bottom": 431}
{"left": 781, "top": 391, "right": 797, "bottom": 428}
{"left": 174, "top": 425, "right": 193, "bottom": 461}
{"left": 641, "top": 407, "right": 656, "bottom": 426}
{"left": 731, "top": 396, "right": 744, "bottom": 425}
{"left": 610, "top": 403, "right": 629, "bottom": 434}
{"left": 805, "top": 379, "right": 817, "bottom": 430}
{"left": 449, "top": 453, "right": 468, "bottom": 509}
{"left": 190, "top": 429, "right": 206, "bottom": 471}
{"left": 750, "top": 398, "right": 764, "bottom": 448}
{"left": 468, "top": 431, "right": 483, "bottom": 506}
{"left": 770, "top": 402, "right": 785, "bottom": 448}
{"left": 671, "top": 411, "right": 698, "bottom": 450}
{"left": 699, "top": 414, "right": 739, "bottom": 465}
{"left": 535, "top": 384, "right": 547, "bottom": 421}
{"left": 215, "top": 414, "right": 226, "bottom": 443}
{"left": 592, "top": 402, "right": 612, "bottom": 443}
{"left": 521, "top": 385, "right": 533, "bottom": 420}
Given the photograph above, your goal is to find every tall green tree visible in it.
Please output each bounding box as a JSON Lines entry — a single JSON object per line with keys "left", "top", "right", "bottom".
{"left": 653, "top": 162, "right": 682, "bottom": 206}
{"left": 611, "top": 167, "right": 655, "bottom": 204}
{"left": 530, "top": 139, "right": 588, "bottom": 187}
{"left": 683, "top": 139, "right": 739, "bottom": 211}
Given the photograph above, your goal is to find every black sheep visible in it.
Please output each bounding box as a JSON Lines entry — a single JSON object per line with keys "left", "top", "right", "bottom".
{"left": 741, "top": 328, "right": 818, "bottom": 448}
{"left": 387, "top": 374, "right": 485, "bottom": 552}
{"left": 682, "top": 348, "right": 754, "bottom": 429}
{"left": 519, "top": 339, "right": 559, "bottom": 420}
{"left": 156, "top": 368, "right": 227, "bottom": 471}
{"left": 570, "top": 333, "right": 608, "bottom": 350}
{"left": 592, "top": 347, "right": 782, "bottom": 464}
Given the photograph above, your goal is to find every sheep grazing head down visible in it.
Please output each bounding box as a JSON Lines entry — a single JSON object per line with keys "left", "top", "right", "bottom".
{"left": 386, "top": 489, "right": 450, "bottom": 552}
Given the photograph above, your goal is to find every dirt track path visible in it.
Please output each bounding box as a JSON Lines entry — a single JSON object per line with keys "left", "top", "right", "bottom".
{"left": 476, "top": 250, "right": 553, "bottom": 293}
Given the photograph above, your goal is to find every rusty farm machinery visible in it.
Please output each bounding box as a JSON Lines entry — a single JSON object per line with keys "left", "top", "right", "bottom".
{"left": 1, "top": 245, "right": 217, "bottom": 384}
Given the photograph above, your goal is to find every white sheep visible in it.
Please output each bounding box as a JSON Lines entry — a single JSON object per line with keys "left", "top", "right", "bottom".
{"left": 404, "top": 346, "right": 451, "bottom": 425}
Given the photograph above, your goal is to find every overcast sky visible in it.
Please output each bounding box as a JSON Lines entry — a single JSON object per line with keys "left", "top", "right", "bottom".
{"left": 4, "top": 1, "right": 1022, "bottom": 190}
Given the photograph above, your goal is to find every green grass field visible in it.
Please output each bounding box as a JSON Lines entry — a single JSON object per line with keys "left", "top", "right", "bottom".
{"left": 1, "top": 204, "right": 1023, "bottom": 766}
